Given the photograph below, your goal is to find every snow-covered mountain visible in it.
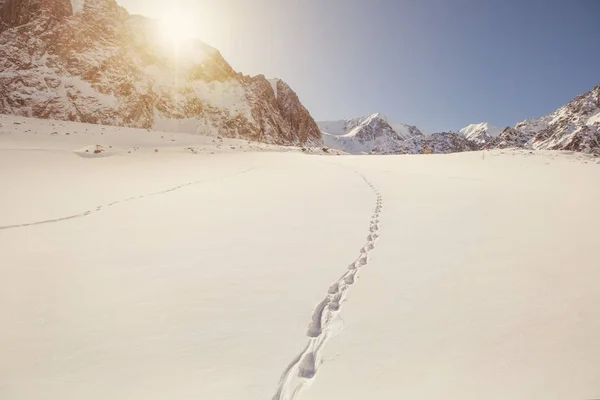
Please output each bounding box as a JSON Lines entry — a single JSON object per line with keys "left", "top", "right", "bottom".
{"left": 318, "top": 113, "right": 422, "bottom": 154}
{"left": 0, "top": 0, "right": 321, "bottom": 145}
{"left": 485, "top": 84, "right": 600, "bottom": 154}
{"left": 527, "top": 84, "right": 600, "bottom": 154}
{"left": 459, "top": 122, "right": 503, "bottom": 145}
{"left": 319, "top": 82, "right": 600, "bottom": 155}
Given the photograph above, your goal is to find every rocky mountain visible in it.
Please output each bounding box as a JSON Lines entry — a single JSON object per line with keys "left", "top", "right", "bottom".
{"left": 319, "top": 82, "right": 600, "bottom": 155}
{"left": 527, "top": 84, "right": 600, "bottom": 154}
{"left": 0, "top": 0, "right": 73, "bottom": 29}
{"left": 318, "top": 113, "right": 423, "bottom": 154}
{"left": 484, "top": 84, "right": 600, "bottom": 154}
{"left": 319, "top": 114, "right": 479, "bottom": 155}
{"left": 459, "top": 122, "right": 503, "bottom": 145}
{"left": 0, "top": 0, "right": 321, "bottom": 145}
{"left": 483, "top": 127, "right": 533, "bottom": 150}
{"left": 398, "top": 132, "right": 478, "bottom": 155}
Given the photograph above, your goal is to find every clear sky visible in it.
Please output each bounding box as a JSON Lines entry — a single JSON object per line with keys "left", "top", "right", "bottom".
{"left": 116, "top": 0, "right": 600, "bottom": 132}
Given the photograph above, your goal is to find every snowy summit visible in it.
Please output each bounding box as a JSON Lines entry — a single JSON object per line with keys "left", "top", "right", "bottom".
{"left": 459, "top": 122, "right": 503, "bottom": 145}
{"left": 318, "top": 113, "right": 423, "bottom": 154}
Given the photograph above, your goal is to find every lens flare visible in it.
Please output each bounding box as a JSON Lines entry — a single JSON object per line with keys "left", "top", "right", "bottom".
{"left": 158, "top": 11, "right": 197, "bottom": 46}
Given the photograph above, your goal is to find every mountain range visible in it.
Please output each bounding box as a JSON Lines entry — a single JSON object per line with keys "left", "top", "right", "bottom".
{"left": 318, "top": 114, "right": 478, "bottom": 155}
{"left": 318, "top": 84, "right": 600, "bottom": 155}
{"left": 0, "top": 0, "right": 598, "bottom": 154}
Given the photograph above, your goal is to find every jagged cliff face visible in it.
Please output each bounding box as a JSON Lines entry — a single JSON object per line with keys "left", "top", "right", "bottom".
{"left": 0, "top": 0, "right": 322, "bottom": 145}
{"left": 0, "top": 0, "right": 72, "bottom": 30}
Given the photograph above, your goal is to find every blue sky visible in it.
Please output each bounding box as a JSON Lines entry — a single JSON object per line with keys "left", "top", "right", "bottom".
{"left": 118, "top": 0, "right": 600, "bottom": 132}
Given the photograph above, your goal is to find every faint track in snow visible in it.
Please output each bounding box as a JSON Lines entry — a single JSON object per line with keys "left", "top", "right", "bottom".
{"left": 272, "top": 169, "right": 383, "bottom": 400}
{"left": 0, "top": 166, "right": 260, "bottom": 231}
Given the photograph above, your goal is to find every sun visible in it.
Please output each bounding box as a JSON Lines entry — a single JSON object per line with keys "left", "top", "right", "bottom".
{"left": 158, "top": 11, "right": 198, "bottom": 46}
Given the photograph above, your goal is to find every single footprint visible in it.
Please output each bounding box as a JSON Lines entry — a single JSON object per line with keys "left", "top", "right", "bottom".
{"left": 298, "top": 353, "right": 317, "bottom": 379}
{"left": 307, "top": 299, "right": 329, "bottom": 337}
{"left": 344, "top": 273, "right": 356, "bottom": 285}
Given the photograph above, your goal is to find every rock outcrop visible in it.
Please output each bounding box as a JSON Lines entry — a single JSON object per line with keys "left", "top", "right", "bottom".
{"left": 528, "top": 84, "right": 600, "bottom": 154}
{"left": 483, "top": 127, "right": 534, "bottom": 150}
{"left": 1, "top": 0, "right": 72, "bottom": 31}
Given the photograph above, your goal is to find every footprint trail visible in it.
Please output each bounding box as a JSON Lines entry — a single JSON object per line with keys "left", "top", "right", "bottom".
{"left": 0, "top": 166, "right": 259, "bottom": 231}
{"left": 272, "top": 172, "right": 383, "bottom": 400}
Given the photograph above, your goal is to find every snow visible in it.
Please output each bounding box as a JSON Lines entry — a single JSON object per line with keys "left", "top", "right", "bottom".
{"left": 268, "top": 78, "right": 279, "bottom": 99}
{"left": 318, "top": 114, "right": 422, "bottom": 139}
{"left": 316, "top": 120, "right": 346, "bottom": 136}
{"left": 390, "top": 122, "right": 424, "bottom": 137}
{"left": 587, "top": 111, "right": 600, "bottom": 125}
{"left": 300, "top": 150, "right": 600, "bottom": 400}
{"left": 515, "top": 116, "right": 551, "bottom": 136}
{"left": 2, "top": 114, "right": 600, "bottom": 400}
{"left": 62, "top": 76, "right": 120, "bottom": 108}
{"left": 71, "top": 0, "right": 84, "bottom": 13}
{"left": 152, "top": 110, "right": 206, "bottom": 135}
{"left": 148, "top": 79, "right": 256, "bottom": 137}
{"left": 459, "top": 122, "right": 503, "bottom": 143}
{"left": 192, "top": 80, "right": 253, "bottom": 120}
{"left": 318, "top": 114, "right": 422, "bottom": 154}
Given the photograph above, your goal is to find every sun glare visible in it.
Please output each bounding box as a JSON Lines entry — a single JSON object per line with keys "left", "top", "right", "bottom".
{"left": 159, "top": 11, "right": 197, "bottom": 46}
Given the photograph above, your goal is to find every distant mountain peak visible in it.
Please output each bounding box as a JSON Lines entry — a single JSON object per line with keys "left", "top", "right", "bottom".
{"left": 317, "top": 114, "right": 423, "bottom": 154}
{"left": 459, "top": 122, "right": 503, "bottom": 145}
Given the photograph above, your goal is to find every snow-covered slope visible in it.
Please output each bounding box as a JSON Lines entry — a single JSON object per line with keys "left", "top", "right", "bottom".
{"left": 318, "top": 113, "right": 422, "bottom": 154}
{"left": 0, "top": 0, "right": 321, "bottom": 145}
{"left": 459, "top": 122, "right": 503, "bottom": 145}
{"left": 486, "top": 84, "right": 600, "bottom": 154}
{"left": 2, "top": 116, "right": 600, "bottom": 400}
{"left": 528, "top": 84, "right": 600, "bottom": 154}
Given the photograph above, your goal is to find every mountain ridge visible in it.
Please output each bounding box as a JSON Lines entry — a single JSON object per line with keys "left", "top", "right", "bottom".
{"left": 482, "top": 84, "right": 600, "bottom": 154}
{"left": 0, "top": 0, "right": 322, "bottom": 145}
{"left": 318, "top": 113, "right": 423, "bottom": 154}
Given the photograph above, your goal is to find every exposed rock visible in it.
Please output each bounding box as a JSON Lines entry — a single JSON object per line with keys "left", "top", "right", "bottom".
{"left": 490, "top": 84, "right": 600, "bottom": 154}
{"left": 529, "top": 84, "right": 600, "bottom": 154}
{"left": 0, "top": 0, "right": 72, "bottom": 31}
{"left": 0, "top": 0, "right": 321, "bottom": 145}
{"left": 483, "top": 127, "right": 534, "bottom": 150}
{"left": 398, "top": 132, "right": 478, "bottom": 154}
